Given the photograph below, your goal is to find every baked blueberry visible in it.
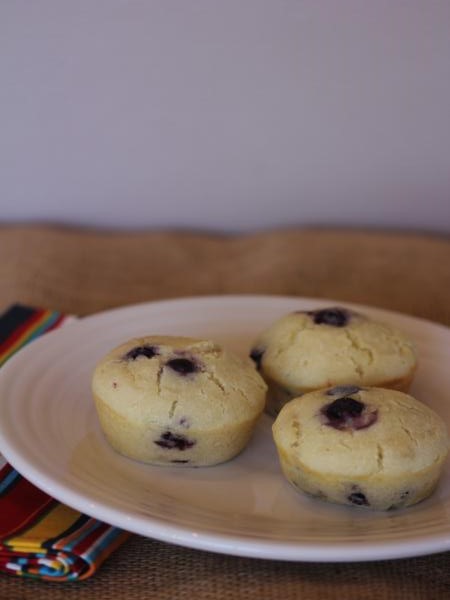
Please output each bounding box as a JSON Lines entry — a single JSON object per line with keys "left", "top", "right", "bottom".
{"left": 124, "top": 345, "right": 159, "bottom": 360}
{"left": 325, "top": 397, "right": 364, "bottom": 420}
{"left": 308, "top": 307, "right": 350, "bottom": 327}
{"left": 348, "top": 491, "right": 369, "bottom": 506}
{"left": 322, "top": 396, "right": 378, "bottom": 431}
{"left": 154, "top": 431, "right": 195, "bottom": 450}
{"left": 326, "top": 385, "right": 361, "bottom": 397}
{"left": 166, "top": 357, "right": 199, "bottom": 375}
{"left": 249, "top": 347, "right": 265, "bottom": 371}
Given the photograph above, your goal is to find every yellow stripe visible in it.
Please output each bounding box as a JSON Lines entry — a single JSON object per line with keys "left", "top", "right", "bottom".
{"left": 6, "top": 504, "right": 81, "bottom": 551}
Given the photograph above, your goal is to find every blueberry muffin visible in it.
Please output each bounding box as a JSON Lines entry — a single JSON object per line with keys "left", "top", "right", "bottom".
{"left": 250, "top": 306, "right": 417, "bottom": 416}
{"left": 92, "top": 336, "right": 267, "bottom": 466}
{"left": 272, "top": 386, "right": 449, "bottom": 510}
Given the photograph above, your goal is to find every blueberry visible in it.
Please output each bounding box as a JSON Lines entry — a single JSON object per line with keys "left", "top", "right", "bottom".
{"left": 348, "top": 491, "right": 369, "bottom": 506}
{"left": 326, "top": 385, "right": 361, "bottom": 397}
{"left": 154, "top": 431, "right": 195, "bottom": 450}
{"left": 322, "top": 397, "right": 378, "bottom": 431}
{"left": 309, "top": 307, "right": 350, "bottom": 327}
{"left": 249, "top": 348, "right": 265, "bottom": 371}
{"left": 124, "top": 345, "right": 159, "bottom": 360}
{"left": 166, "top": 357, "right": 198, "bottom": 375}
{"left": 325, "top": 397, "right": 364, "bottom": 420}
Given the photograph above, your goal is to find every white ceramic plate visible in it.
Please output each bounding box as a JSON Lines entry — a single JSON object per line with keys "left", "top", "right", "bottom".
{"left": 0, "top": 295, "right": 449, "bottom": 562}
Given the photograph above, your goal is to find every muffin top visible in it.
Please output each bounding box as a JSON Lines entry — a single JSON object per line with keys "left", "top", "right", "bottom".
{"left": 272, "top": 385, "right": 449, "bottom": 478}
{"left": 92, "top": 335, "right": 267, "bottom": 428}
{"left": 251, "top": 307, "right": 417, "bottom": 393}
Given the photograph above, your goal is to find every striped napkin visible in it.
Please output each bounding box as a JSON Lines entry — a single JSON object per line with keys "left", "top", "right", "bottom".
{"left": 0, "top": 305, "right": 130, "bottom": 581}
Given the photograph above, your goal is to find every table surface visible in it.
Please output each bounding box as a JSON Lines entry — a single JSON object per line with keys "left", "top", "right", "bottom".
{"left": 0, "top": 225, "right": 449, "bottom": 599}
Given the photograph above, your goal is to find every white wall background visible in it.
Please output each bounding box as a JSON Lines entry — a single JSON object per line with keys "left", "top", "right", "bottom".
{"left": 1, "top": 1, "right": 450, "bottom": 233}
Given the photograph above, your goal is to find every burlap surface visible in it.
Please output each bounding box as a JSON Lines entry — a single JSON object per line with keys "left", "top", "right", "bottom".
{"left": 0, "top": 224, "right": 449, "bottom": 599}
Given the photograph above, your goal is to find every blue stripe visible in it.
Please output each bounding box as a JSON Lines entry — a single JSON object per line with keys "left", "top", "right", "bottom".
{"left": 82, "top": 527, "right": 124, "bottom": 563}
{"left": 0, "top": 468, "right": 19, "bottom": 495}
{"left": 62, "top": 520, "right": 102, "bottom": 552}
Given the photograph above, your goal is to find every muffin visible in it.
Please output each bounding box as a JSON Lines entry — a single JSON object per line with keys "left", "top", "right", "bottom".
{"left": 272, "top": 385, "right": 449, "bottom": 510}
{"left": 250, "top": 306, "right": 417, "bottom": 416}
{"left": 92, "top": 335, "right": 267, "bottom": 466}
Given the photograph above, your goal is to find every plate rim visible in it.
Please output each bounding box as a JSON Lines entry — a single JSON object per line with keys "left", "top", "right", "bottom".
{"left": 65, "top": 293, "right": 450, "bottom": 331}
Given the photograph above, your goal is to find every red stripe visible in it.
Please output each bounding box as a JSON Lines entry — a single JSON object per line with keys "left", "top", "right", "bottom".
{"left": 0, "top": 309, "right": 46, "bottom": 356}
{"left": 0, "top": 476, "right": 54, "bottom": 539}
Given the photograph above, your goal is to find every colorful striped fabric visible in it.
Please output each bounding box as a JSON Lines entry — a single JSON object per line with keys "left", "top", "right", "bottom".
{"left": 0, "top": 304, "right": 130, "bottom": 581}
